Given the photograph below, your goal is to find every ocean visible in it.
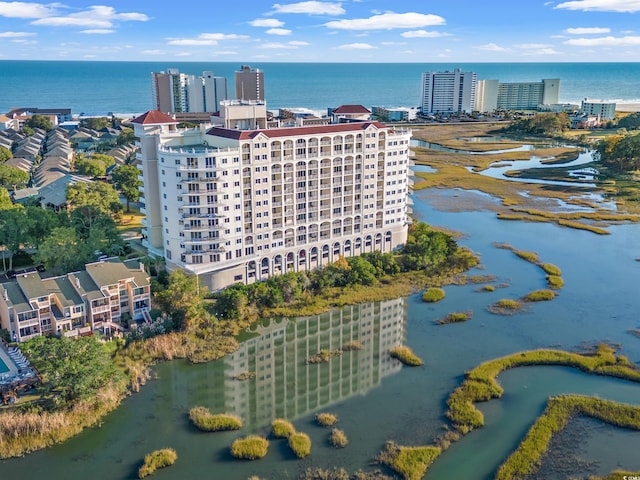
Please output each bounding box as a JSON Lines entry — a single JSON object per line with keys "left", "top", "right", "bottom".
{"left": 1, "top": 61, "right": 640, "bottom": 116}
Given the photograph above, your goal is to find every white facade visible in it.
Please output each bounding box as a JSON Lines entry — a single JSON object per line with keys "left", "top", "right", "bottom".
{"left": 580, "top": 99, "right": 616, "bottom": 120}
{"left": 476, "top": 78, "right": 561, "bottom": 112}
{"left": 133, "top": 108, "right": 412, "bottom": 291}
{"left": 151, "top": 69, "right": 228, "bottom": 114}
{"left": 421, "top": 69, "right": 476, "bottom": 114}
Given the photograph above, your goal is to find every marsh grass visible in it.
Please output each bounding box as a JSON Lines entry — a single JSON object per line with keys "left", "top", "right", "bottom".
{"left": 329, "top": 428, "right": 348, "bottom": 448}
{"left": 389, "top": 346, "right": 424, "bottom": 367}
{"left": 288, "top": 432, "right": 312, "bottom": 458}
{"left": 188, "top": 407, "right": 243, "bottom": 432}
{"left": 488, "top": 299, "right": 524, "bottom": 315}
{"left": 340, "top": 341, "right": 362, "bottom": 352}
{"left": 541, "top": 263, "right": 562, "bottom": 276}
{"left": 230, "top": 435, "right": 269, "bottom": 460}
{"left": 375, "top": 441, "right": 441, "bottom": 480}
{"left": 494, "top": 242, "right": 565, "bottom": 291}
{"left": 524, "top": 289, "right": 556, "bottom": 302}
{"left": 316, "top": 412, "right": 338, "bottom": 427}
{"left": 546, "top": 275, "right": 564, "bottom": 289}
{"left": 307, "top": 349, "right": 343, "bottom": 364}
{"left": 138, "top": 448, "right": 177, "bottom": 478}
{"left": 271, "top": 418, "right": 296, "bottom": 438}
{"left": 515, "top": 250, "right": 540, "bottom": 263}
{"left": 496, "top": 395, "right": 640, "bottom": 480}
{"left": 421, "top": 287, "right": 446, "bottom": 303}
{"left": 234, "top": 371, "right": 256, "bottom": 381}
{"left": 436, "top": 311, "right": 473, "bottom": 325}
{"left": 468, "top": 274, "right": 496, "bottom": 283}
{"left": 588, "top": 471, "right": 640, "bottom": 480}
{"left": 479, "top": 285, "right": 495, "bottom": 292}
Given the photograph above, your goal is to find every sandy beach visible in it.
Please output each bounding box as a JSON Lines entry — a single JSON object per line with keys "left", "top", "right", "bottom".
{"left": 616, "top": 103, "right": 640, "bottom": 113}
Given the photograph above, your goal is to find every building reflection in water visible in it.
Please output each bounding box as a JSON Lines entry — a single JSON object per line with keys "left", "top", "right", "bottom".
{"left": 219, "top": 297, "right": 406, "bottom": 429}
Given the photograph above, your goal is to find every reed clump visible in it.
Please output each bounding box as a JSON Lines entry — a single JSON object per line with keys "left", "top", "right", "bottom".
{"left": 288, "top": 432, "right": 312, "bottom": 458}
{"left": 421, "top": 287, "right": 445, "bottom": 303}
{"left": 389, "top": 346, "right": 424, "bottom": 367}
{"left": 138, "top": 448, "right": 177, "bottom": 478}
{"left": 307, "top": 349, "right": 343, "bottom": 364}
{"left": 546, "top": 275, "right": 564, "bottom": 289}
{"left": 524, "top": 289, "right": 556, "bottom": 302}
{"left": 188, "top": 407, "right": 243, "bottom": 432}
{"left": 340, "top": 341, "right": 362, "bottom": 352}
{"left": 436, "top": 311, "right": 473, "bottom": 325}
{"left": 541, "top": 263, "right": 562, "bottom": 276}
{"left": 271, "top": 418, "right": 296, "bottom": 438}
{"left": 316, "top": 412, "right": 338, "bottom": 427}
{"left": 488, "top": 298, "right": 524, "bottom": 315}
{"left": 234, "top": 371, "right": 256, "bottom": 381}
{"left": 329, "top": 428, "right": 348, "bottom": 448}
{"left": 230, "top": 435, "right": 269, "bottom": 460}
{"left": 480, "top": 285, "right": 495, "bottom": 292}
{"left": 375, "top": 441, "right": 441, "bottom": 480}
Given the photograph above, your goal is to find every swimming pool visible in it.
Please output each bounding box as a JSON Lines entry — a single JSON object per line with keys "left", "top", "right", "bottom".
{"left": 0, "top": 357, "right": 9, "bottom": 374}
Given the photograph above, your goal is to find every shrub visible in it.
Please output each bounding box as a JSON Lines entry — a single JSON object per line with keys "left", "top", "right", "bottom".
{"left": 376, "top": 441, "right": 441, "bottom": 480}
{"left": 329, "top": 428, "right": 348, "bottom": 448}
{"left": 525, "top": 289, "right": 556, "bottom": 302}
{"left": 271, "top": 418, "right": 296, "bottom": 438}
{"left": 541, "top": 263, "right": 562, "bottom": 276}
{"left": 488, "top": 299, "right": 524, "bottom": 315}
{"left": 546, "top": 275, "right": 564, "bottom": 289}
{"left": 230, "top": 435, "right": 269, "bottom": 460}
{"left": 316, "top": 412, "right": 338, "bottom": 427}
{"left": 422, "top": 287, "right": 445, "bottom": 303}
{"left": 436, "top": 311, "right": 472, "bottom": 325}
{"left": 138, "top": 448, "right": 177, "bottom": 478}
{"left": 188, "top": 406, "right": 243, "bottom": 432}
{"left": 389, "top": 346, "right": 424, "bottom": 366}
{"left": 299, "top": 467, "right": 350, "bottom": 480}
{"left": 288, "top": 432, "right": 312, "bottom": 458}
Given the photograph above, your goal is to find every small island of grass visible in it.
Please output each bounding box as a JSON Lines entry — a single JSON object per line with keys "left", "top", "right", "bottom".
{"left": 435, "top": 311, "right": 473, "bottom": 325}
{"left": 488, "top": 298, "right": 524, "bottom": 315}
{"left": 422, "top": 287, "right": 446, "bottom": 303}
{"left": 271, "top": 418, "right": 296, "bottom": 438}
{"left": 230, "top": 435, "right": 269, "bottom": 460}
{"left": 546, "top": 274, "right": 564, "bottom": 289}
{"left": 524, "top": 289, "right": 556, "bottom": 302}
{"left": 138, "top": 448, "right": 177, "bottom": 478}
{"left": 329, "top": 428, "right": 348, "bottom": 448}
{"left": 376, "top": 441, "right": 441, "bottom": 480}
{"left": 316, "top": 412, "right": 338, "bottom": 427}
{"left": 389, "top": 346, "right": 424, "bottom": 367}
{"left": 188, "top": 407, "right": 243, "bottom": 432}
{"left": 288, "top": 432, "right": 312, "bottom": 458}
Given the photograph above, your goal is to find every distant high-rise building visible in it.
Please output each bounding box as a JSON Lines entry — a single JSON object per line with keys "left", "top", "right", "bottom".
{"left": 580, "top": 98, "right": 616, "bottom": 120}
{"left": 475, "top": 78, "right": 561, "bottom": 112}
{"left": 235, "top": 65, "right": 264, "bottom": 102}
{"left": 420, "top": 68, "right": 477, "bottom": 115}
{"left": 151, "top": 69, "right": 228, "bottom": 114}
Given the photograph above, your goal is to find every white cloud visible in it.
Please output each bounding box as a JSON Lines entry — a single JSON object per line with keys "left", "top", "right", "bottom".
{"left": 0, "top": 1, "right": 54, "bottom": 18}
{"left": 0, "top": 31, "right": 35, "bottom": 37}
{"left": 565, "top": 35, "right": 640, "bottom": 46}
{"left": 11, "top": 38, "right": 37, "bottom": 44}
{"left": 259, "top": 41, "right": 304, "bottom": 49}
{"left": 175, "top": 52, "right": 192, "bottom": 56}
{"left": 80, "top": 29, "right": 114, "bottom": 35}
{"left": 250, "top": 18, "right": 284, "bottom": 27}
{"left": 167, "top": 33, "right": 249, "bottom": 46}
{"left": 565, "top": 27, "right": 610, "bottom": 34}
{"left": 325, "top": 12, "right": 445, "bottom": 30}
{"left": 288, "top": 40, "right": 310, "bottom": 45}
{"left": 83, "top": 54, "right": 97, "bottom": 58}
{"left": 555, "top": 0, "right": 640, "bottom": 12}
{"left": 214, "top": 50, "right": 238, "bottom": 55}
{"left": 380, "top": 41, "right": 406, "bottom": 45}
{"left": 272, "top": 1, "right": 345, "bottom": 15}
{"left": 141, "top": 49, "right": 164, "bottom": 55}
{"left": 516, "top": 43, "right": 553, "bottom": 49}
{"left": 266, "top": 28, "right": 291, "bottom": 35}
{"left": 335, "top": 42, "right": 376, "bottom": 50}
{"left": 522, "top": 48, "right": 560, "bottom": 55}
{"left": 475, "top": 43, "right": 509, "bottom": 52}
{"left": 32, "top": 6, "right": 149, "bottom": 28}
{"left": 401, "top": 30, "right": 448, "bottom": 38}
{"left": 199, "top": 33, "right": 249, "bottom": 40}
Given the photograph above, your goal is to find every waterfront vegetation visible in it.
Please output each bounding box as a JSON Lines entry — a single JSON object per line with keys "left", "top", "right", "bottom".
{"left": 493, "top": 242, "right": 565, "bottom": 290}
{"left": 524, "top": 289, "right": 556, "bottom": 302}
{"left": 487, "top": 298, "right": 524, "bottom": 315}
{"left": 329, "top": 428, "right": 348, "bottom": 448}
{"left": 389, "top": 346, "right": 424, "bottom": 367}
{"left": 421, "top": 287, "right": 445, "bottom": 303}
{"left": 480, "top": 284, "right": 495, "bottom": 292}
{"left": 496, "top": 395, "right": 640, "bottom": 480}
{"left": 288, "top": 432, "right": 312, "bottom": 458}
{"left": 138, "top": 448, "right": 177, "bottom": 478}
{"left": 188, "top": 407, "right": 243, "bottom": 432}
{"left": 298, "top": 467, "right": 394, "bottom": 480}
{"left": 316, "top": 412, "right": 338, "bottom": 427}
{"left": 376, "top": 441, "right": 441, "bottom": 480}
{"left": 230, "top": 435, "right": 269, "bottom": 460}
{"left": 435, "top": 311, "right": 473, "bottom": 325}
{"left": 271, "top": 418, "right": 296, "bottom": 438}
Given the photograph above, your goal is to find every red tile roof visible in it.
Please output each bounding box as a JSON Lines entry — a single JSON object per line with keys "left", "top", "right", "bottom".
{"left": 332, "top": 105, "right": 371, "bottom": 114}
{"left": 205, "top": 121, "right": 388, "bottom": 140}
{"left": 130, "top": 110, "right": 178, "bottom": 125}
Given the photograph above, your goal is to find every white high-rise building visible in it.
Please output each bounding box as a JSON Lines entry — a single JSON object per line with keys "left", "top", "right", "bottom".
{"left": 151, "top": 69, "right": 228, "bottom": 114}
{"left": 421, "top": 68, "right": 477, "bottom": 114}
{"left": 132, "top": 103, "right": 412, "bottom": 291}
{"left": 580, "top": 99, "right": 616, "bottom": 120}
{"left": 475, "top": 78, "right": 561, "bottom": 112}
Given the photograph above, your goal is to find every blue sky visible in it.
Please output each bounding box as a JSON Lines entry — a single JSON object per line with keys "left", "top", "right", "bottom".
{"left": 1, "top": 0, "right": 640, "bottom": 62}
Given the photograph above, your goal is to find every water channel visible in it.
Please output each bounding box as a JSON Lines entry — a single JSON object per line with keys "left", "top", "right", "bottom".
{"left": 2, "top": 142, "right": 640, "bottom": 479}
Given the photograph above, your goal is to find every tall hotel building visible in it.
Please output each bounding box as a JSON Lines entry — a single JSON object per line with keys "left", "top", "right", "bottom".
{"left": 475, "top": 79, "right": 560, "bottom": 112}
{"left": 133, "top": 101, "right": 412, "bottom": 291}
{"left": 151, "top": 69, "right": 228, "bottom": 113}
{"left": 421, "top": 68, "right": 477, "bottom": 114}
{"left": 235, "top": 65, "right": 264, "bottom": 102}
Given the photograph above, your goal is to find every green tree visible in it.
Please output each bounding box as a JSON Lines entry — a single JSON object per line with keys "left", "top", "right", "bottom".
{"left": 617, "top": 112, "right": 640, "bottom": 130}
{"left": 81, "top": 117, "right": 110, "bottom": 130}
{"left": 112, "top": 164, "right": 142, "bottom": 212}
{"left": 0, "top": 164, "right": 29, "bottom": 189}
{"left": 25, "top": 206, "right": 63, "bottom": 246}
{"left": 74, "top": 157, "right": 107, "bottom": 178}
{"left": 35, "top": 226, "right": 89, "bottom": 272}
{"left": 156, "top": 269, "right": 212, "bottom": 330}
{"left": 25, "top": 114, "right": 54, "bottom": 131}
{"left": 345, "top": 256, "right": 378, "bottom": 286}
{"left": 0, "top": 206, "right": 29, "bottom": 270}
{"left": 23, "top": 335, "right": 124, "bottom": 403}
{"left": 0, "top": 187, "right": 14, "bottom": 210}
{"left": 0, "top": 146, "right": 12, "bottom": 162}
{"left": 595, "top": 132, "right": 640, "bottom": 171}
{"left": 116, "top": 127, "right": 136, "bottom": 145}
{"left": 67, "top": 181, "right": 121, "bottom": 214}
{"left": 212, "top": 284, "right": 249, "bottom": 321}
{"left": 402, "top": 222, "right": 457, "bottom": 272}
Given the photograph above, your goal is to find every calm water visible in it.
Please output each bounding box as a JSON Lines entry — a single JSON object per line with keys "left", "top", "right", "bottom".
{"left": 2, "top": 180, "right": 640, "bottom": 478}
{"left": 2, "top": 61, "right": 640, "bottom": 114}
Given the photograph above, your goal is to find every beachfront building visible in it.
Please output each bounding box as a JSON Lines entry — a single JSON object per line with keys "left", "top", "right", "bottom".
{"left": 475, "top": 79, "right": 560, "bottom": 112}
{"left": 420, "top": 68, "right": 477, "bottom": 115}
{"left": 580, "top": 99, "right": 616, "bottom": 121}
{"left": 151, "top": 69, "right": 228, "bottom": 114}
{"left": 133, "top": 101, "right": 412, "bottom": 292}
{"left": 235, "top": 65, "right": 264, "bottom": 102}
{"left": 372, "top": 106, "right": 419, "bottom": 122}
{"left": 0, "top": 258, "right": 151, "bottom": 342}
